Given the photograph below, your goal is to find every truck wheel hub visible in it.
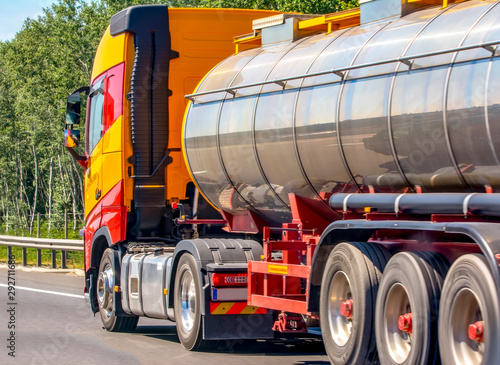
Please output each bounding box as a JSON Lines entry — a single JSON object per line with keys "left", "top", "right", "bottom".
{"left": 97, "top": 266, "right": 114, "bottom": 312}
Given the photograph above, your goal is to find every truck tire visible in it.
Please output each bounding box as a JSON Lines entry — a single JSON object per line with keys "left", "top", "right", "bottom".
{"left": 98, "top": 248, "right": 138, "bottom": 332}
{"left": 375, "top": 252, "right": 448, "bottom": 365}
{"left": 174, "top": 253, "right": 217, "bottom": 350}
{"left": 438, "top": 254, "right": 500, "bottom": 365}
{"left": 320, "top": 242, "right": 389, "bottom": 365}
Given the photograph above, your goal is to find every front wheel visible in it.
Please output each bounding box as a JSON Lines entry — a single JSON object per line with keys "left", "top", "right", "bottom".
{"left": 98, "top": 248, "right": 138, "bottom": 332}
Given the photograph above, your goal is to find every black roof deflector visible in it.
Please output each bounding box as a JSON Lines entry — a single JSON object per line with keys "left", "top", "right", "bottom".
{"left": 110, "top": 5, "right": 168, "bottom": 37}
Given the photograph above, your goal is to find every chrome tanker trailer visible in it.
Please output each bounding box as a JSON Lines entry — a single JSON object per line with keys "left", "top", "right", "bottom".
{"left": 67, "top": 1, "right": 500, "bottom": 364}
{"left": 182, "top": 0, "right": 500, "bottom": 363}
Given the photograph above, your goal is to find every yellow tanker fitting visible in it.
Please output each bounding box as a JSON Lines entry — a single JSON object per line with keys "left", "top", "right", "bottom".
{"left": 233, "top": 0, "right": 465, "bottom": 53}
{"left": 234, "top": 9, "right": 361, "bottom": 53}
{"left": 298, "top": 8, "right": 361, "bottom": 35}
{"left": 234, "top": 32, "right": 262, "bottom": 54}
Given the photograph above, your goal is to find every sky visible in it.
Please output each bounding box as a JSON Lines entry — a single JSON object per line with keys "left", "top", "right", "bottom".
{"left": 0, "top": 0, "right": 56, "bottom": 42}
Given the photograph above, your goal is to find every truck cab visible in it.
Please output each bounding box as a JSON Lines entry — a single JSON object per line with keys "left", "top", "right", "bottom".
{"left": 64, "top": 5, "right": 277, "bottom": 337}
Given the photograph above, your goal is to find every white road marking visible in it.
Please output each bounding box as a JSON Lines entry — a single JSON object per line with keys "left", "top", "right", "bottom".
{"left": 0, "top": 283, "right": 83, "bottom": 298}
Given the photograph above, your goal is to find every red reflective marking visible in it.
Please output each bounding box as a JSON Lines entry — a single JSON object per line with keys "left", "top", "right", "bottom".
{"left": 211, "top": 273, "right": 248, "bottom": 288}
{"left": 210, "top": 302, "right": 222, "bottom": 313}
{"left": 227, "top": 302, "right": 247, "bottom": 315}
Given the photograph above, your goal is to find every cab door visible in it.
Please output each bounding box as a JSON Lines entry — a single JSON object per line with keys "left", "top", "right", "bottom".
{"left": 85, "top": 77, "right": 105, "bottom": 221}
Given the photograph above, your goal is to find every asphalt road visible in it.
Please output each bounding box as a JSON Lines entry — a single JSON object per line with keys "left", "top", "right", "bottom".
{"left": 0, "top": 265, "right": 329, "bottom": 365}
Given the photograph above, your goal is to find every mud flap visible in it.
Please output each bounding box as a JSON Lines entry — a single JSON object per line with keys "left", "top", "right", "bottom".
{"left": 88, "top": 272, "right": 99, "bottom": 314}
{"left": 202, "top": 313, "right": 274, "bottom": 341}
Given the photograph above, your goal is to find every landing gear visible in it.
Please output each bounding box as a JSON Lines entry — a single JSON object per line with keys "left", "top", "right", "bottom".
{"left": 320, "top": 242, "right": 389, "bottom": 365}
{"left": 375, "top": 252, "right": 448, "bottom": 365}
{"left": 97, "top": 248, "right": 138, "bottom": 332}
{"left": 438, "top": 254, "right": 500, "bottom": 365}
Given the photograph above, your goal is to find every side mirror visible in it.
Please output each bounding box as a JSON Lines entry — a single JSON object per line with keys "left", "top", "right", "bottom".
{"left": 64, "top": 86, "right": 89, "bottom": 169}
{"left": 65, "top": 86, "right": 89, "bottom": 125}
{"left": 64, "top": 129, "right": 80, "bottom": 148}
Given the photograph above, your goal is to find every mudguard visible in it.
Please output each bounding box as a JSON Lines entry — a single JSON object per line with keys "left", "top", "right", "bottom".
{"left": 169, "top": 238, "right": 274, "bottom": 340}
{"left": 169, "top": 238, "right": 262, "bottom": 315}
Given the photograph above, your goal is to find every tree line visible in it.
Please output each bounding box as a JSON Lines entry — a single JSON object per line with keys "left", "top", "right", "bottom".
{"left": 0, "top": 0, "right": 355, "bottom": 233}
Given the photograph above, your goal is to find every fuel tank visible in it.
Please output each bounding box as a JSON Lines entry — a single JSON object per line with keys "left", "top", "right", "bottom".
{"left": 183, "top": 0, "right": 500, "bottom": 224}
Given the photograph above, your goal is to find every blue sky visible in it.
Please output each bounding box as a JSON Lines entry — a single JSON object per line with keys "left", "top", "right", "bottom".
{"left": 0, "top": 0, "right": 56, "bottom": 42}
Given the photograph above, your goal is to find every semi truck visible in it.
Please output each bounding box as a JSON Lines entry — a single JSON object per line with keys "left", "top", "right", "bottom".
{"left": 64, "top": 1, "right": 500, "bottom": 364}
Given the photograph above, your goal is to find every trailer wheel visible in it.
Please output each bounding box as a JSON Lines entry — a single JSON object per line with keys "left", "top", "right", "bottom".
{"left": 174, "top": 253, "right": 216, "bottom": 351}
{"left": 98, "top": 248, "right": 138, "bottom": 332}
{"left": 320, "top": 242, "right": 389, "bottom": 365}
{"left": 438, "top": 254, "right": 500, "bottom": 365}
{"left": 375, "top": 252, "right": 448, "bottom": 365}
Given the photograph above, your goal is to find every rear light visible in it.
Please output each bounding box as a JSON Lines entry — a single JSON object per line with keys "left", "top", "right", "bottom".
{"left": 211, "top": 273, "right": 248, "bottom": 288}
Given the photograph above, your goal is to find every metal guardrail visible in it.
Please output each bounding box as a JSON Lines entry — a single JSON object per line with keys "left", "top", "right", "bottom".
{"left": 0, "top": 235, "right": 83, "bottom": 268}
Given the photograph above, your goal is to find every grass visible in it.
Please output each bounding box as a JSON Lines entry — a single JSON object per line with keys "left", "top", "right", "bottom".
{"left": 0, "top": 224, "right": 83, "bottom": 240}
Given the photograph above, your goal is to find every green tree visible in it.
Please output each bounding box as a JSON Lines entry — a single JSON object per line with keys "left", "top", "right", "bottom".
{"left": 0, "top": 0, "right": 156, "bottom": 233}
{"left": 199, "top": 0, "right": 357, "bottom": 13}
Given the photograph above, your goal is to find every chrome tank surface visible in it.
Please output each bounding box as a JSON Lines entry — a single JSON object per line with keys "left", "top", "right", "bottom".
{"left": 183, "top": 0, "right": 500, "bottom": 223}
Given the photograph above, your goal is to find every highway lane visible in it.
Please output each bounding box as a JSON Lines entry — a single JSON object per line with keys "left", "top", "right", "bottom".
{"left": 0, "top": 266, "right": 329, "bottom": 365}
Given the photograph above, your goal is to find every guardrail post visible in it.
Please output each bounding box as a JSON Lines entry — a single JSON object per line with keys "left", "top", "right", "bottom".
{"left": 64, "top": 210, "right": 68, "bottom": 239}
{"left": 37, "top": 249, "right": 42, "bottom": 267}
{"left": 22, "top": 247, "right": 27, "bottom": 266}
{"left": 61, "top": 251, "right": 67, "bottom": 269}
{"left": 7, "top": 246, "right": 12, "bottom": 259}
{"left": 52, "top": 250, "right": 56, "bottom": 269}
{"left": 63, "top": 210, "right": 68, "bottom": 269}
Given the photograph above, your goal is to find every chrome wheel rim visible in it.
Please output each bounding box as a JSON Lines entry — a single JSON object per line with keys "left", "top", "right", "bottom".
{"left": 97, "top": 264, "right": 114, "bottom": 318}
{"left": 384, "top": 283, "right": 412, "bottom": 364}
{"left": 180, "top": 269, "right": 196, "bottom": 332}
{"left": 449, "top": 288, "right": 484, "bottom": 364}
{"left": 328, "top": 271, "right": 352, "bottom": 346}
